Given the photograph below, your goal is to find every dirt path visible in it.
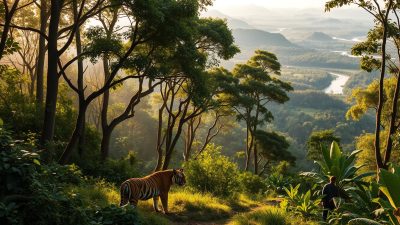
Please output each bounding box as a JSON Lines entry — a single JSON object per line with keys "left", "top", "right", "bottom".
{"left": 171, "top": 200, "right": 281, "bottom": 225}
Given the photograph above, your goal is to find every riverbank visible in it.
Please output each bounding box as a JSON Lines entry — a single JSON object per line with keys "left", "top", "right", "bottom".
{"left": 324, "top": 72, "right": 350, "bottom": 94}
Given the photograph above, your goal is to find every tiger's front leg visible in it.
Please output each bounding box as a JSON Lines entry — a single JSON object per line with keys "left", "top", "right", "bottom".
{"left": 153, "top": 196, "right": 161, "bottom": 212}
{"left": 129, "top": 199, "right": 138, "bottom": 209}
{"left": 160, "top": 193, "right": 169, "bottom": 214}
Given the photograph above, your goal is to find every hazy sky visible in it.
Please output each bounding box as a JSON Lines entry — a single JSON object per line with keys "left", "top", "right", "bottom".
{"left": 211, "top": 0, "right": 327, "bottom": 9}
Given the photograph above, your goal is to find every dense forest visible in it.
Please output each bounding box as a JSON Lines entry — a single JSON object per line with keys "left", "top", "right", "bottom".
{"left": 1, "top": 0, "right": 400, "bottom": 225}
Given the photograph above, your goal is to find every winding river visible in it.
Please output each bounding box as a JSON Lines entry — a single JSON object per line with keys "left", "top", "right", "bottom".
{"left": 324, "top": 73, "right": 350, "bottom": 95}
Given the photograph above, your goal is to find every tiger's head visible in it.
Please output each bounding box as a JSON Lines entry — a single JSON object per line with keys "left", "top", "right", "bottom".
{"left": 172, "top": 168, "right": 186, "bottom": 186}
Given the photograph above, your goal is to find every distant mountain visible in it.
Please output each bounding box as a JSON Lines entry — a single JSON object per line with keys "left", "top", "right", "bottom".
{"left": 201, "top": 10, "right": 254, "bottom": 29}
{"left": 306, "top": 32, "right": 333, "bottom": 41}
{"left": 232, "top": 29, "right": 296, "bottom": 48}
{"left": 318, "top": 18, "right": 347, "bottom": 26}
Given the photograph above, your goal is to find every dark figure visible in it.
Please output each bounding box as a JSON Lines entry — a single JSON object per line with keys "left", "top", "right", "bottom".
{"left": 322, "top": 176, "right": 339, "bottom": 221}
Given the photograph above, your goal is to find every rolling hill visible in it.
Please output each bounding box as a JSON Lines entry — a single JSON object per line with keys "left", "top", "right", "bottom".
{"left": 232, "top": 28, "right": 297, "bottom": 48}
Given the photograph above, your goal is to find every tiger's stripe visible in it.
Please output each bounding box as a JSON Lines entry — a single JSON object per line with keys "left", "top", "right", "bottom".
{"left": 119, "top": 169, "right": 185, "bottom": 213}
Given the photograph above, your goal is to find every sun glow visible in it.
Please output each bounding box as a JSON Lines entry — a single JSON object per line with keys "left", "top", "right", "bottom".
{"left": 210, "top": 0, "right": 327, "bottom": 9}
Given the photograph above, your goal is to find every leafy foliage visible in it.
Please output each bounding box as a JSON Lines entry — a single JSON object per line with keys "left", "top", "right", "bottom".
{"left": 184, "top": 144, "right": 241, "bottom": 197}
{"left": 0, "top": 129, "right": 163, "bottom": 225}
{"left": 301, "top": 141, "right": 372, "bottom": 192}
{"left": 265, "top": 174, "right": 293, "bottom": 195}
{"left": 237, "top": 172, "right": 267, "bottom": 195}
{"left": 0, "top": 35, "right": 20, "bottom": 58}
{"left": 327, "top": 182, "right": 384, "bottom": 224}
{"left": 281, "top": 184, "right": 321, "bottom": 219}
{"left": 377, "top": 167, "right": 400, "bottom": 225}
{"left": 307, "top": 129, "right": 340, "bottom": 161}
{"left": 255, "top": 130, "right": 295, "bottom": 164}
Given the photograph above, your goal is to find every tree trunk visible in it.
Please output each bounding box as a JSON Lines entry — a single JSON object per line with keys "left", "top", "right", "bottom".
{"left": 58, "top": 103, "right": 87, "bottom": 164}
{"left": 245, "top": 123, "right": 251, "bottom": 171}
{"left": 35, "top": 0, "right": 47, "bottom": 107}
{"left": 374, "top": 18, "right": 390, "bottom": 172}
{"left": 183, "top": 119, "right": 196, "bottom": 161}
{"left": 100, "top": 126, "right": 112, "bottom": 160}
{"left": 154, "top": 102, "right": 166, "bottom": 172}
{"left": 98, "top": 9, "right": 119, "bottom": 160}
{"left": 0, "top": 0, "right": 20, "bottom": 60}
{"left": 41, "top": 0, "right": 63, "bottom": 145}
{"left": 78, "top": 118, "right": 85, "bottom": 155}
{"left": 254, "top": 140, "right": 258, "bottom": 174}
{"left": 101, "top": 56, "right": 110, "bottom": 157}
{"left": 162, "top": 151, "right": 172, "bottom": 171}
{"left": 154, "top": 151, "right": 163, "bottom": 172}
{"left": 384, "top": 72, "right": 400, "bottom": 166}
{"left": 253, "top": 102, "right": 260, "bottom": 174}
{"left": 162, "top": 104, "right": 189, "bottom": 170}
{"left": 0, "top": 17, "right": 11, "bottom": 59}
{"left": 74, "top": 0, "right": 85, "bottom": 156}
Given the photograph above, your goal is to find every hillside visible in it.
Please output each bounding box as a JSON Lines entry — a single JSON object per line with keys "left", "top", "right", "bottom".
{"left": 306, "top": 32, "right": 333, "bottom": 41}
{"left": 201, "top": 10, "right": 254, "bottom": 29}
{"left": 232, "top": 28, "right": 297, "bottom": 47}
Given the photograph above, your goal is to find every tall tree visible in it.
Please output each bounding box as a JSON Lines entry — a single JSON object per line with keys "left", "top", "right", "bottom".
{"left": 35, "top": 0, "right": 49, "bottom": 107}
{"left": 326, "top": 0, "right": 400, "bottom": 173}
{"left": 232, "top": 50, "right": 292, "bottom": 173}
{"left": 41, "top": 0, "right": 107, "bottom": 146}
{"left": 0, "top": 0, "right": 21, "bottom": 59}
{"left": 153, "top": 18, "right": 239, "bottom": 170}
{"left": 97, "top": 6, "right": 120, "bottom": 159}
{"left": 182, "top": 68, "right": 238, "bottom": 161}
{"left": 155, "top": 67, "right": 237, "bottom": 170}
{"left": 255, "top": 130, "right": 295, "bottom": 175}
{"left": 58, "top": 0, "right": 212, "bottom": 164}
{"left": 7, "top": 28, "right": 38, "bottom": 96}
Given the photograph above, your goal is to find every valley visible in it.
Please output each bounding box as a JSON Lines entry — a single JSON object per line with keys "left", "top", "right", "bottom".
{"left": 201, "top": 7, "right": 377, "bottom": 169}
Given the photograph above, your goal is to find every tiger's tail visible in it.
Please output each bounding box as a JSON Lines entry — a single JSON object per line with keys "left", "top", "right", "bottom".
{"left": 120, "top": 181, "right": 131, "bottom": 207}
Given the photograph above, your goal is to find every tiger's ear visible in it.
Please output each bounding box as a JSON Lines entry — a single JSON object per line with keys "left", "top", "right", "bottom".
{"left": 179, "top": 168, "right": 184, "bottom": 172}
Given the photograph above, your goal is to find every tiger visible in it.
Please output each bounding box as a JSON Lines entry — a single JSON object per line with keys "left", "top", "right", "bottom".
{"left": 119, "top": 168, "right": 186, "bottom": 214}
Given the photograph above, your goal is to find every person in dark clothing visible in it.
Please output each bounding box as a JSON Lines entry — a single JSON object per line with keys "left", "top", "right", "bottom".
{"left": 322, "top": 176, "right": 339, "bottom": 221}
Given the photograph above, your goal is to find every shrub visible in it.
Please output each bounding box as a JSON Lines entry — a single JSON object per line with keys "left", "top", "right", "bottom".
{"left": 80, "top": 151, "right": 140, "bottom": 184}
{"left": 238, "top": 172, "right": 267, "bottom": 195}
{"left": 0, "top": 143, "right": 90, "bottom": 225}
{"left": 184, "top": 144, "right": 240, "bottom": 197}
{"left": 0, "top": 129, "right": 164, "bottom": 225}
{"left": 90, "top": 205, "right": 139, "bottom": 225}
{"left": 281, "top": 184, "right": 321, "bottom": 219}
{"left": 265, "top": 174, "right": 293, "bottom": 195}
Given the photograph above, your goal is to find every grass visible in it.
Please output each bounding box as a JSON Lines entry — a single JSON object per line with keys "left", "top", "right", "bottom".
{"left": 229, "top": 206, "right": 288, "bottom": 225}
{"left": 65, "top": 183, "right": 318, "bottom": 225}
{"left": 136, "top": 209, "right": 171, "bottom": 225}
{"left": 139, "top": 189, "right": 232, "bottom": 221}
{"left": 64, "top": 179, "right": 120, "bottom": 209}
{"left": 228, "top": 206, "right": 319, "bottom": 225}
{"left": 229, "top": 194, "right": 263, "bottom": 211}
{"left": 64, "top": 179, "right": 171, "bottom": 224}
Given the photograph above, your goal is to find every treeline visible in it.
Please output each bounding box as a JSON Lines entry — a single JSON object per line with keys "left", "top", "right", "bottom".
{"left": 0, "top": 0, "right": 295, "bottom": 174}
